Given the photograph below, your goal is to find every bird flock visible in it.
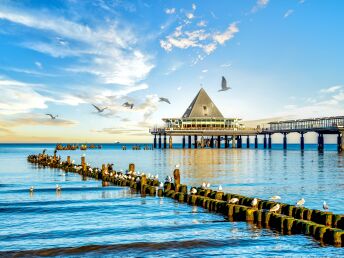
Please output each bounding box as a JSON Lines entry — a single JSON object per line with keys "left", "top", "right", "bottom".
{"left": 45, "top": 76, "right": 230, "bottom": 119}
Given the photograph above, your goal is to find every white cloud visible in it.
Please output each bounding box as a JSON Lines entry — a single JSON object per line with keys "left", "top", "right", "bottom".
{"left": 192, "top": 4, "right": 197, "bottom": 11}
{"left": 0, "top": 8, "right": 154, "bottom": 86}
{"left": 220, "top": 63, "right": 232, "bottom": 68}
{"left": 177, "top": 86, "right": 182, "bottom": 91}
{"left": 35, "top": 61, "right": 42, "bottom": 69}
{"left": 251, "top": 0, "right": 269, "bottom": 13}
{"left": 197, "top": 20, "right": 207, "bottom": 27}
{"left": 320, "top": 85, "right": 342, "bottom": 93}
{"left": 284, "top": 9, "right": 294, "bottom": 18}
{"left": 213, "top": 23, "right": 239, "bottom": 45}
{"left": 160, "top": 22, "right": 239, "bottom": 55}
{"left": 202, "top": 69, "right": 208, "bottom": 73}
{"left": 186, "top": 13, "right": 194, "bottom": 19}
{"left": 165, "top": 8, "right": 176, "bottom": 14}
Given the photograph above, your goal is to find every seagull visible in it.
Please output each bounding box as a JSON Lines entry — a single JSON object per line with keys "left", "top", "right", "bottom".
{"left": 270, "top": 203, "right": 280, "bottom": 213}
{"left": 218, "top": 76, "right": 231, "bottom": 92}
{"left": 228, "top": 198, "right": 239, "bottom": 204}
{"left": 201, "top": 182, "right": 206, "bottom": 189}
{"left": 269, "top": 195, "right": 281, "bottom": 201}
{"left": 296, "top": 198, "right": 305, "bottom": 207}
{"left": 159, "top": 182, "right": 164, "bottom": 188}
{"left": 175, "top": 164, "right": 180, "bottom": 169}
{"left": 92, "top": 104, "right": 107, "bottom": 113}
{"left": 46, "top": 114, "right": 58, "bottom": 119}
{"left": 159, "top": 97, "right": 171, "bottom": 104}
{"left": 190, "top": 188, "right": 197, "bottom": 194}
{"left": 29, "top": 186, "right": 34, "bottom": 192}
{"left": 323, "top": 201, "right": 329, "bottom": 211}
{"left": 218, "top": 185, "right": 223, "bottom": 191}
{"left": 122, "top": 102, "right": 134, "bottom": 109}
{"left": 206, "top": 183, "right": 210, "bottom": 189}
{"left": 56, "top": 184, "right": 61, "bottom": 191}
{"left": 251, "top": 198, "right": 258, "bottom": 207}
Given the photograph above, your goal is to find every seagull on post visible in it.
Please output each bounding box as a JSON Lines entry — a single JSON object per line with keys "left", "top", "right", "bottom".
{"left": 323, "top": 201, "right": 329, "bottom": 211}
{"left": 269, "top": 195, "right": 281, "bottom": 201}
{"left": 296, "top": 198, "right": 305, "bottom": 207}
{"left": 46, "top": 114, "right": 58, "bottom": 119}
{"left": 92, "top": 104, "right": 107, "bottom": 113}
{"left": 218, "top": 76, "right": 231, "bottom": 92}
{"left": 159, "top": 97, "right": 171, "bottom": 104}
{"left": 270, "top": 203, "right": 280, "bottom": 213}
{"left": 228, "top": 198, "right": 239, "bottom": 204}
{"left": 251, "top": 198, "right": 258, "bottom": 207}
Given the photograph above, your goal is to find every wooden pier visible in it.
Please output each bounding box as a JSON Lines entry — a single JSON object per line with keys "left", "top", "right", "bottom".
{"left": 150, "top": 88, "right": 344, "bottom": 151}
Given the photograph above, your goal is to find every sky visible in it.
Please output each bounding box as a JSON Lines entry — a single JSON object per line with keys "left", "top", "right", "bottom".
{"left": 0, "top": 0, "right": 343, "bottom": 143}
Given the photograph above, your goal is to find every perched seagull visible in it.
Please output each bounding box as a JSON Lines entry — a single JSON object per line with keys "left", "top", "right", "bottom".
{"left": 175, "top": 164, "right": 180, "bottom": 169}
{"left": 122, "top": 102, "right": 134, "bottom": 109}
{"left": 251, "top": 198, "right": 258, "bottom": 207}
{"left": 269, "top": 195, "right": 281, "bottom": 201}
{"left": 270, "top": 203, "right": 280, "bottom": 213}
{"left": 56, "top": 184, "right": 61, "bottom": 191}
{"left": 46, "top": 114, "right": 58, "bottom": 119}
{"left": 92, "top": 104, "right": 107, "bottom": 113}
{"left": 323, "top": 201, "right": 329, "bottom": 211}
{"left": 206, "top": 183, "right": 211, "bottom": 189}
{"left": 201, "top": 182, "right": 206, "bottom": 189}
{"left": 29, "top": 186, "right": 34, "bottom": 192}
{"left": 190, "top": 188, "right": 197, "bottom": 194}
{"left": 218, "top": 185, "right": 223, "bottom": 191}
{"left": 218, "top": 76, "right": 231, "bottom": 92}
{"left": 159, "top": 182, "right": 164, "bottom": 188}
{"left": 296, "top": 198, "right": 305, "bottom": 207}
{"left": 159, "top": 97, "right": 171, "bottom": 104}
{"left": 228, "top": 198, "right": 239, "bottom": 204}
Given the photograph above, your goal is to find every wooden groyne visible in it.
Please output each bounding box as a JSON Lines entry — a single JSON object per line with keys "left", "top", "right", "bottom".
{"left": 27, "top": 152, "right": 344, "bottom": 247}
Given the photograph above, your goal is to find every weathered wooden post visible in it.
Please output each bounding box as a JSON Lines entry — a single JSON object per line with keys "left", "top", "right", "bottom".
{"left": 173, "top": 167, "right": 180, "bottom": 192}
{"left": 169, "top": 136, "right": 173, "bottom": 149}
{"left": 67, "top": 156, "right": 71, "bottom": 165}
{"left": 141, "top": 174, "right": 147, "bottom": 194}
{"left": 128, "top": 163, "right": 135, "bottom": 172}
{"left": 81, "top": 155, "right": 86, "bottom": 173}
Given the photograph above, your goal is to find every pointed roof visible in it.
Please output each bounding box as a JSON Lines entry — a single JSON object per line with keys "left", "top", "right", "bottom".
{"left": 182, "top": 88, "right": 224, "bottom": 118}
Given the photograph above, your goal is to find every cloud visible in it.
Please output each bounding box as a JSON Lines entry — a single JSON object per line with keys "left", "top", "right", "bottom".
{"left": 186, "top": 13, "right": 194, "bottom": 19}
{"left": 251, "top": 0, "right": 269, "bottom": 13}
{"left": 0, "top": 7, "right": 154, "bottom": 86}
{"left": 192, "top": 4, "right": 197, "bottom": 11}
{"left": 320, "top": 85, "right": 342, "bottom": 93}
{"left": 202, "top": 69, "right": 208, "bottom": 73}
{"left": 160, "top": 22, "right": 239, "bottom": 55}
{"left": 165, "top": 8, "right": 176, "bottom": 14}
{"left": 197, "top": 20, "right": 207, "bottom": 27}
{"left": 35, "top": 61, "right": 42, "bottom": 69}
{"left": 220, "top": 63, "right": 232, "bottom": 68}
{"left": 213, "top": 23, "right": 239, "bottom": 45}
{"left": 284, "top": 9, "right": 294, "bottom": 18}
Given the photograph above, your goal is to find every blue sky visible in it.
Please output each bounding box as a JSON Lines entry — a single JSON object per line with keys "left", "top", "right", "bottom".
{"left": 0, "top": 0, "right": 343, "bottom": 143}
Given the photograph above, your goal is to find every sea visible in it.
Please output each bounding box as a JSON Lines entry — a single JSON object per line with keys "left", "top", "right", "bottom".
{"left": 0, "top": 143, "right": 343, "bottom": 257}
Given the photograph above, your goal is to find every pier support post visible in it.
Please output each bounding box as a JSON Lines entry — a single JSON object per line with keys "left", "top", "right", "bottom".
{"left": 217, "top": 136, "right": 221, "bottom": 148}
{"left": 67, "top": 156, "right": 71, "bottom": 165}
{"left": 255, "top": 135, "right": 258, "bottom": 148}
{"left": 318, "top": 133, "right": 324, "bottom": 151}
{"left": 210, "top": 136, "right": 214, "bottom": 148}
{"left": 188, "top": 135, "right": 192, "bottom": 148}
{"left": 246, "top": 136, "right": 250, "bottom": 148}
{"left": 237, "top": 136, "right": 242, "bottom": 148}
{"left": 263, "top": 134, "right": 267, "bottom": 149}
{"left": 232, "top": 136, "right": 236, "bottom": 148}
{"left": 153, "top": 135, "right": 157, "bottom": 149}
{"left": 268, "top": 133, "right": 272, "bottom": 149}
{"left": 169, "top": 136, "right": 173, "bottom": 149}
{"left": 194, "top": 135, "right": 198, "bottom": 149}
{"left": 341, "top": 131, "right": 344, "bottom": 152}
{"left": 300, "top": 132, "right": 305, "bottom": 151}
{"left": 158, "top": 134, "right": 162, "bottom": 149}
{"left": 283, "top": 133, "right": 287, "bottom": 150}
{"left": 182, "top": 136, "right": 186, "bottom": 149}
{"left": 163, "top": 133, "right": 167, "bottom": 149}
{"left": 225, "top": 135, "right": 228, "bottom": 148}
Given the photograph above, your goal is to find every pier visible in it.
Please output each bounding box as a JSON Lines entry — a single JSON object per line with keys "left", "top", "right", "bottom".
{"left": 150, "top": 88, "right": 344, "bottom": 151}
{"left": 27, "top": 151, "right": 344, "bottom": 247}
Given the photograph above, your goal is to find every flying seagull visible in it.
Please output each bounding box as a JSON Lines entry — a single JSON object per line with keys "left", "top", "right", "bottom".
{"left": 159, "top": 97, "right": 171, "bottom": 104}
{"left": 218, "top": 76, "right": 231, "bottom": 92}
{"left": 92, "top": 104, "right": 107, "bottom": 113}
{"left": 46, "top": 114, "right": 58, "bottom": 119}
{"left": 122, "top": 102, "right": 134, "bottom": 109}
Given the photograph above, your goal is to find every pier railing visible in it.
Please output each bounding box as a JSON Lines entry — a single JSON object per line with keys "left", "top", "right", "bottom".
{"left": 149, "top": 126, "right": 261, "bottom": 134}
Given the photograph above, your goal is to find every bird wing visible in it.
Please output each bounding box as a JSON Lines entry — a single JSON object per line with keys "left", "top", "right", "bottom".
{"left": 221, "top": 76, "right": 227, "bottom": 90}
{"left": 92, "top": 104, "right": 101, "bottom": 112}
{"left": 45, "top": 114, "right": 53, "bottom": 118}
{"left": 166, "top": 99, "right": 171, "bottom": 104}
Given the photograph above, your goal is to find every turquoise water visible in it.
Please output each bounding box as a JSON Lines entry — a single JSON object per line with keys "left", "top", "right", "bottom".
{"left": 0, "top": 144, "right": 343, "bottom": 256}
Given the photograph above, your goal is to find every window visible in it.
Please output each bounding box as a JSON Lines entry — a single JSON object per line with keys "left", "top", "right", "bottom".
{"left": 203, "top": 105, "right": 208, "bottom": 116}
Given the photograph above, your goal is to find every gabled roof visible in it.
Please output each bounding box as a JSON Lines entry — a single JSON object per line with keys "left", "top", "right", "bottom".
{"left": 182, "top": 88, "right": 224, "bottom": 118}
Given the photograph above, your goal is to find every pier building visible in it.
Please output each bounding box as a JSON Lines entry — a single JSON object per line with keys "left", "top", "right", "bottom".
{"left": 150, "top": 88, "right": 344, "bottom": 151}
{"left": 149, "top": 88, "right": 259, "bottom": 149}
